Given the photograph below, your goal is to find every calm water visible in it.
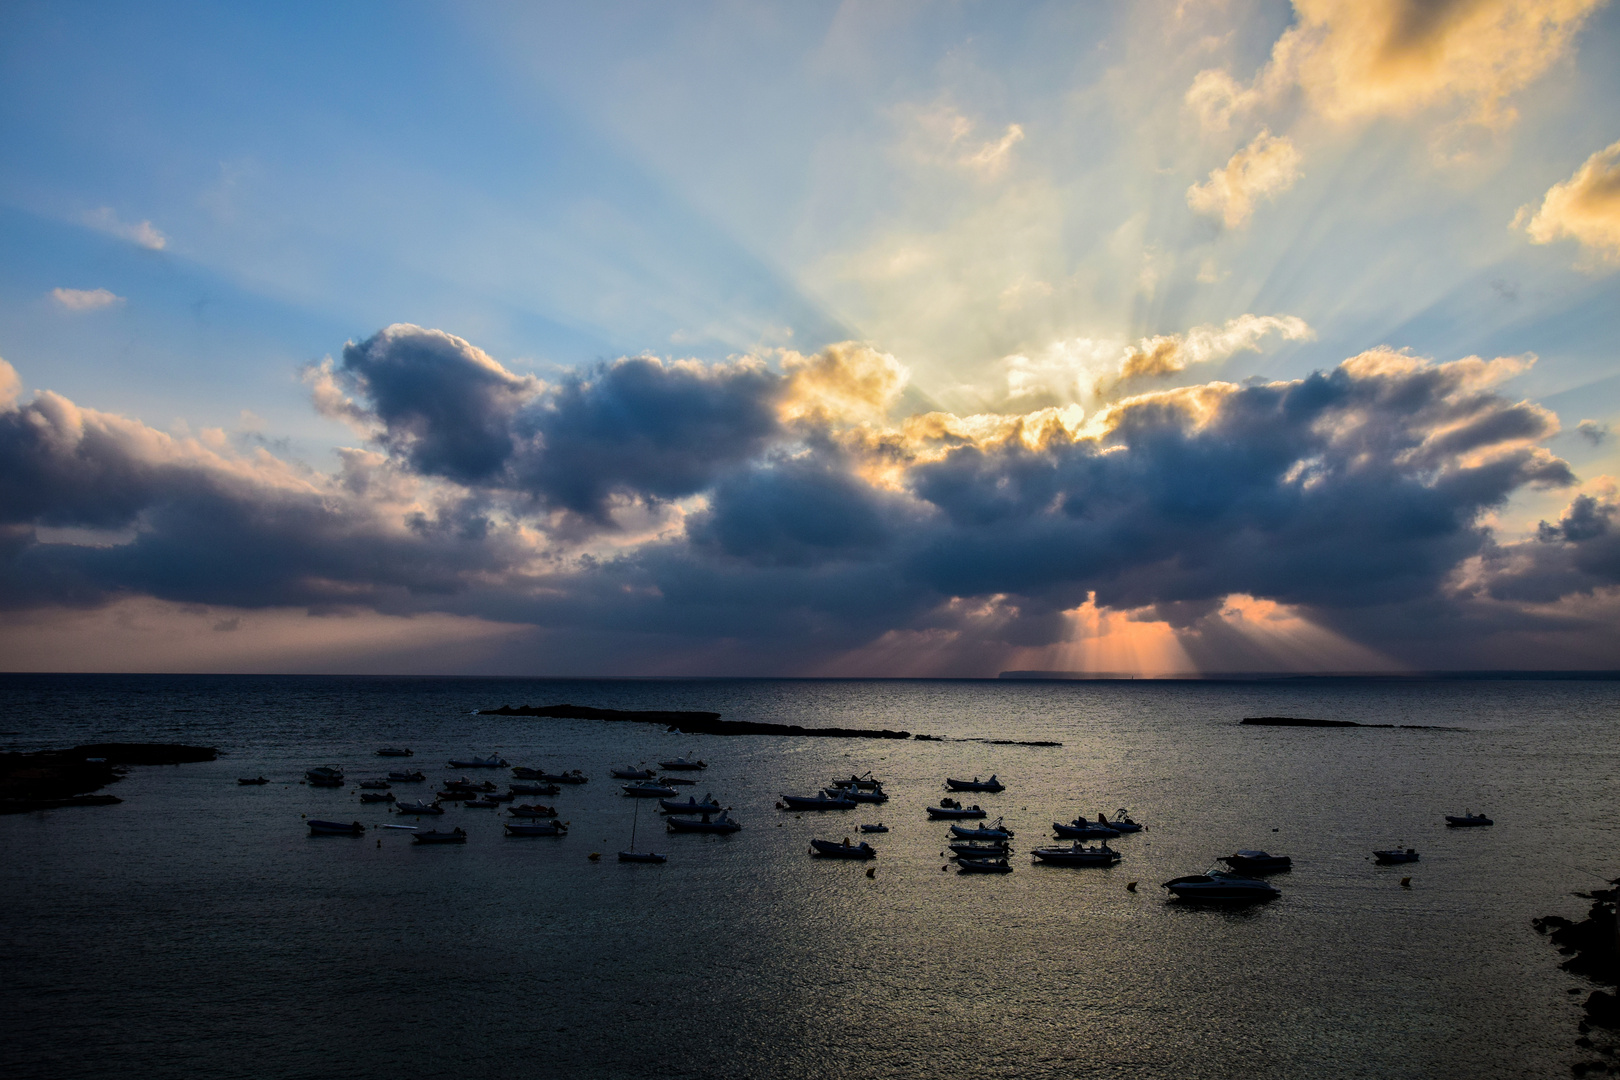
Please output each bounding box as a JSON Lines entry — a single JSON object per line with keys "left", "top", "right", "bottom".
{"left": 1, "top": 674, "right": 1615, "bottom": 1079}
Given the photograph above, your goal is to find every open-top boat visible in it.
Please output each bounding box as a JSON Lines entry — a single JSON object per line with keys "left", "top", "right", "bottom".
{"left": 412, "top": 828, "right": 467, "bottom": 844}
{"left": 810, "top": 837, "right": 877, "bottom": 859}
{"left": 1162, "top": 872, "right": 1280, "bottom": 903}
{"left": 660, "top": 795, "right": 723, "bottom": 815}
{"left": 514, "top": 767, "right": 588, "bottom": 783}
{"left": 509, "top": 782, "right": 560, "bottom": 796}
{"left": 448, "top": 754, "right": 507, "bottom": 769}
{"left": 462, "top": 797, "right": 500, "bottom": 808}
{"left": 359, "top": 791, "right": 396, "bottom": 804}
{"left": 950, "top": 819, "right": 1013, "bottom": 840}
{"left": 375, "top": 747, "right": 413, "bottom": 757}
{"left": 840, "top": 784, "right": 889, "bottom": 804}
{"left": 358, "top": 778, "right": 391, "bottom": 790}
{"left": 442, "top": 778, "right": 497, "bottom": 793}
{"left": 387, "top": 770, "right": 426, "bottom": 782}
{"left": 1100, "top": 809, "right": 1143, "bottom": 833}
{"left": 659, "top": 756, "right": 706, "bottom": 771}
{"left": 1374, "top": 847, "right": 1420, "bottom": 864}
{"left": 829, "top": 773, "right": 883, "bottom": 791}
{"left": 509, "top": 803, "right": 558, "bottom": 818}
{"left": 660, "top": 776, "right": 699, "bottom": 786}
{"left": 610, "top": 766, "right": 657, "bottom": 780}
{"left": 1031, "top": 841, "right": 1120, "bottom": 867}
{"left": 1052, "top": 819, "right": 1120, "bottom": 840}
{"left": 666, "top": 811, "right": 742, "bottom": 834}
{"left": 306, "top": 766, "right": 345, "bottom": 787}
{"left": 945, "top": 775, "right": 1004, "bottom": 793}
{"left": 860, "top": 823, "right": 889, "bottom": 833}
{"left": 780, "top": 792, "right": 857, "bottom": 811}
{"left": 505, "top": 820, "right": 567, "bottom": 837}
{"left": 308, "top": 819, "right": 365, "bottom": 836}
{"left": 622, "top": 782, "right": 678, "bottom": 798}
{"left": 1446, "top": 812, "right": 1493, "bottom": 827}
{"left": 237, "top": 776, "right": 269, "bottom": 785}
{"left": 395, "top": 799, "right": 444, "bottom": 815}
{"left": 1219, "top": 851, "right": 1292, "bottom": 874}
{"left": 949, "top": 840, "right": 1012, "bottom": 859}
{"left": 927, "top": 798, "right": 987, "bottom": 820}
{"left": 956, "top": 857, "right": 1012, "bottom": 874}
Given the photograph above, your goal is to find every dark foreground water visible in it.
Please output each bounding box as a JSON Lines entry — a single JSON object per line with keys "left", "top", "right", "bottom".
{"left": 1, "top": 674, "right": 1615, "bottom": 1079}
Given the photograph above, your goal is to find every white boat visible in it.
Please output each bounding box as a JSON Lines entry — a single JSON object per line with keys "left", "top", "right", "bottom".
{"left": 611, "top": 766, "right": 657, "bottom": 780}
{"left": 809, "top": 837, "right": 877, "bottom": 859}
{"left": 1219, "top": 851, "right": 1292, "bottom": 874}
{"left": 518, "top": 768, "right": 587, "bottom": 784}
{"left": 1100, "top": 808, "right": 1143, "bottom": 833}
{"left": 1374, "top": 848, "right": 1420, "bottom": 864}
{"left": 307, "top": 819, "right": 364, "bottom": 836}
{"left": 945, "top": 775, "right": 1004, "bottom": 793}
{"left": 658, "top": 756, "right": 706, "bottom": 771}
{"left": 1162, "top": 872, "right": 1280, "bottom": 902}
{"left": 375, "top": 747, "right": 413, "bottom": 757}
{"left": 660, "top": 795, "right": 723, "bottom": 815}
{"left": 950, "top": 820, "right": 1013, "bottom": 840}
{"left": 860, "top": 823, "right": 889, "bottom": 833}
{"left": 829, "top": 774, "right": 882, "bottom": 791}
{"left": 412, "top": 828, "right": 467, "bottom": 844}
{"left": 927, "top": 798, "right": 987, "bottom": 820}
{"left": 395, "top": 800, "right": 444, "bottom": 815}
{"left": 387, "top": 770, "right": 426, "bottom": 782}
{"left": 618, "top": 851, "right": 667, "bottom": 863}
{"left": 505, "top": 820, "right": 567, "bottom": 837}
{"left": 780, "top": 792, "right": 857, "bottom": 811}
{"left": 622, "top": 782, "right": 678, "bottom": 798}
{"left": 447, "top": 754, "right": 507, "bottom": 769}
{"left": 1052, "top": 819, "right": 1120, "bottom": 840}
{"left": 509, "top": 803, "right": 558, "bottom": 818}
{"left": 666, "top": 811, "right": 742, "bottom": 834}
{"left": 357, "top": 778, "right": 391, "bottom": 790}
{"left": 840, "top": 784, "right": 889, "bottom": 804}
{"left": 956, "top": 857, "right": 1012, "bottom": 874}
{"left": 359, "top": 791, "right": 396, "bottom": 804}
{"left": 305, "top": 766, "right": 344, "bottom": 787}
{"left": 1031, "top": 841, "right": 1120, "bottom": 867}
{"left": 509, "top": 782, "right": 560, "bottom": 796}
{"left": 949, "top": 840, "right": 1012, "bottom": 859}
{"left": 1446, "top": 812, "right": 1493, "bottom": 827}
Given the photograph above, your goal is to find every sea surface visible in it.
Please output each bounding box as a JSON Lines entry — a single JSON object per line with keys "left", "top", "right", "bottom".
{"left": 0, "top": 674, "right": 1615, "bottom": 1079}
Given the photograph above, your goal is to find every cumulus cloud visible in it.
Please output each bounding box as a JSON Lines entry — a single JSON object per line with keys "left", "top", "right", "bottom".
{"left": 1187, "top": 130, "right": 1302, "bottom": 228}
{"left": 1516, "top": 138, "right": 1620, "bottom": 266}
{"left": 899, "top": 103, "right": 1026, "bottom": 177}
{"left": 81, "top": 207, "right": 167, "bottom": 250}
{"left": 1098, "top": 314, "right": 1314, "bottom": 398}
{"left": 1576, "top": 419, "right": 1609, "bottom": 446}
{"left": 50, "top": 287, "right": 123, "bottom": 311}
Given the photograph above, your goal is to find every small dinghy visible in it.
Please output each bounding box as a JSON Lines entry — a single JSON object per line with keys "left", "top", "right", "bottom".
{"left": 950, "top": 819, "right": 1013, "bottom": 840}
{"left": 509, "top": 803, "right": 558, "bottom": 818}
{"left": 956, "top": 857, "right": 1012, "bottom": 874}
{"left": 618, "top": 851, "right": 667, "bottom": 863}
{"left": 238, "top": 776, "right": 269, "bottom": 785}
{"left": 387, "top": 770, "right": 426, "bottom": 782}
{"left": 1099, "top": 809, "right": 1143, "bottom": 833}
{"left": 622, "top": 782, "right": 678, "bottom": 798}
{"left": 945, "top": 775, "right": 1004, "bottom": 793}
{"left": 412, "top": 828, "right": 467, "bottom": 844}
{"left": 1052, "top": 819, "right": 1120, "bottom": 840}
{"left": 357, "top": 778, "right": 391, "bottom": 790}
{"left": 611, "top": 766, "right": 657, "bottom": 780}
{"left": 308, "top": 819, "right": 365, "bottom": 836}
{"left": 395, "top": 800, "right": 445, "bottom": 815}
{"left": 306, "top": 766, "right": 345, "bottom": 787}
{"left": 540, "top": 770, "right": 589, "bottom": 784}
{"left": 659, "top": 756, "right": 707, "bottom": 771}
{"left": 505, "top": 820, "right": 567, "bottom": 837}
{"left": 860, "top": 823, "right": 889, "bottom": 834}
{"left": 949, "top": 840, "right": 1012, "bottom": 859}
{"left": 509, "top": 766, "right": 550, "bottom": 780}
{"left": 1162, "top": 872, "right": 1279, "bottom": 903}
{"left": 780, "top": 792, "right": 857, "bottom": 811}
{"left": 810, "top": 837, "right": 877, "bottom": 859}
{"left": 667, "top": 811, "right": 742, "bottom": 834}
{"left": 359, "top": 791, "right": 396, "bottom": 804}
{"left": 927, "top": 798, "right": 987, "bottom": 820}
{"left": 375, "top": 747, "right": 414, "bottom": 757}
{"left": 1031, "top": 841, "right": 1120, "bottom": 867}
{"left": 1374, "top": 847, "right": 1420, "bottom": 864}
{"left": 660, "top": 775, "right": 699, "bottom": 786}
{"left": 660, "top": 794, "right": 724, "bottom": 815}
{"left": 840, "top": 784, "right": 889, "bottom": 804}
{"left": 443, "top": 778, "right": 497, "bottom": 793}
{"left": 509, "top": 782, "right": 560, "bottom": 796}
{"left": 829, "top": 774, "right": 883, "bottom": 791}
{"left": 462, "top": 797, "right": 500, "bottom": 809}
{"left": 447, "top": 754, "right": 507, "bottom": 769}
{"left": 1219, "top": 851, "right": 1293, "bottom": 874}
{"left": 1446, "top": 812, "right": 1493, "bottom": 827}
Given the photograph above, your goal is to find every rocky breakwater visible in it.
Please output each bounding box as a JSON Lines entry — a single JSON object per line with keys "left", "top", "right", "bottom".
{"left": 479, "top": 703, "right": 914, "bottom": 739}
{"left": 1534, "top": 876, "right": 1620, "bottom": 1075}
{"left": 0, "top": 743, "right": 219, "bottom": 813}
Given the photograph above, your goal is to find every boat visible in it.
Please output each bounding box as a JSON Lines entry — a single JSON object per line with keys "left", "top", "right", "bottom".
{"left": 956, "top": 857, "right": 1012, "bottom": 874}
{"left": 1031, "top": 841, "right": 1120, "bottom": 867}
{"left": 515, "top": 767, "right": 587, "bottom": 784}
{"left": 462, "top": 797, "right": 500, "bottom": 809}
{"left": 305, "top": 766, "right": 345, "bottom": 787}
{"left": 659, "top": 756, "right": 706, "bottom": 771}
{"left": 809, "top": 837, "right": 877, "bottom": 859}
{"left": 860, "top": 823, "right": 889, "bottom": 833}
{"left": 945, "top": 775, "right": 1005, "bottom": 793}
{"left": 622, "top": 782, "right": 678, "bottom": 798}
{"left": 395, "top": 800, "right": 445, "bottom": 815}
{"left": 447, "top": 754, "right": 507, "bottom": 769}
{"left": 618, "top": 794, "right": 666, "bottom": 862}
{"left": 1052, "top": 820, "right": 1121, "bottom": 840}
{"left": 950, "top": 820, "right": 1013, "bottom": 840}
{"left": 509, "top": 804, "right": 558, "bottom": 818}
{"left": 1374, "top": 848, "right": 1420, "bottom": 864}
{"left": 666, "top": 811, "right": 742, "bottom": 834}
{"left": 505, "top": 820, "right": 567, "bottom": 837}
{"left": 509, "top": 782, "right": 560, "bottom": 796}
{"left": 237, "top": 776, "right": 269, "bottom": 785}
{"left": 435, "top": 789, "right": 477, "bottom": 801}
{"left": 487, "top": 790, "right": 514, "bottom": 802}
{"left": 660, "top": 776, "right": 699, "bottom": 786}
{"left": 611, "top": 766, "right": 657, "bottom": 780}
{"left": 442, "top": 779, "right": 496, "bottom": 792}
{"left": 375, "top": 747, "right": 414, "bottom": 757}
{"left": 1162, "top": 872, "right": 1280, "bottom": 903}
{"left": 949, "top": 840, "right": 1012, "bottom": 859}
{"left": 1099, "top": 809, "right": 1143, "bottom": 833}
{"left": 1219, "top": 851, "right": 1293, "bottom": 874}
{"left": 1446, "top": 812, "right": 1494, "bottom": 827}
{"left": 779, "top": 792, "right": 857, "bottom": 811}
{"left": 412, "top": 828, "right": 467, "bottom": 844}
{"left": 840, "top": 784, "right": 889, "bottom": 804}
{"left": 359, "top": 791, "right": 396, "bottom": 804}
{"left": 660, "top": 795, "right": 724, "bottom": 815}
{"left": 357, "top": 778, "right": 391, "bottom": 790}
{"left": 927, "top": 798, "right": 987, "bottom": 820}
{"left": 307, "top": 819, "right": 365, "bottom": 836}
{"left": 387, "top": 770, "right": 426, "bottom": 782}
{"left": 829, "top": 773, "right": 882, "bottom": 791}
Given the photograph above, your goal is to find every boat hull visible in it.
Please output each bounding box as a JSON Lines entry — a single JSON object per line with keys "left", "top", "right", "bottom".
{"left": 809, "top": 839, "right": 876, "bottom": 859}
{"left": 618, "top": 851, "right": 667, "bottom": 863}
{"left": 307, "top": 820, "right": 365, "bottom": 836}
{"left": 781, "top": 795, "right": 856, "bottom": 811}
{"left": 956, "top": 858, "right": 1012, "bottom": 873}
{"left": 1032, "top": 849, "right": 1119, "bottom": 866}
{"left": 1162, "top": 874, "right": 1279, "bottom": 903}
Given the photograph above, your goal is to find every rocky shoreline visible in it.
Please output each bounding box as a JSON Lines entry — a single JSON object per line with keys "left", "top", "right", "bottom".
{"left": 1534, "top": 876, "right": 1619, "bottom": 1075}
{"left": 0, "top": 743, "right": 219, "bottom": 814}
{"left": 479, "top": 703, "right": 914, "bottom": 739}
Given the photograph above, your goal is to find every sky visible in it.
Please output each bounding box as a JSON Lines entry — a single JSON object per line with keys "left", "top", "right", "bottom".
{"left": 1, "top": 0, "right": 1619, "bottom": 676}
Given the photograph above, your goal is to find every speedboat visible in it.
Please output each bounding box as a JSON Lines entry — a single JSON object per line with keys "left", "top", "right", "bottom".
{"left": 1162, "top": 872, "right": 1280, "bottom": 903}
{"left": 1446, "top": 812, "right": 1493, "bottom": 827}
{"left": 945, "top": 775, "right": 1005, "bottom": 793}
{"left": 949, "top": 840, "right": 1012, "bottom": 859}
{"left": 618, "top": 850, "right": 667, "bottom": 863}
{"left": 666, "top": 811, "right": 742, "bottom": 834}
{"left": 375, "top": 747, "right": 414, "bottom": 757}
{"left": 357, "top": 778, "right": 391, "bottom": 790}
{"left": 1052, "top": 820, "right": 1120, "bottom": 840}
{"left": 860, "top": 823, "right": 889, "bottom": 833}
{"left": 658, "top": 756, "right": 707, "bottom": 771}
{"left": 359, "top": 791, "right": 396, "bottom": 804}
{"left": 780, "top": 792, "right": 857, "bottom": 811}
{"left": 622, "top": 782, "right": 678, "bottom": 798}
{"left": 387, "top": 770, "right": 426, "bottom": 782}
{"left": 509, "top": 803, "right": 558, "bottom": 818}
{"left": 412, "top": 828, "right": 467, "bottom": 844}
{"left": 956, "top": 857, "right": 1012, "bottom": 874}
{"left": 505, "top": 820, "right": 567, "bottom": 837}
{"left": 1031, "top": 841, "right": 1120, "bottom": 867}
{"left": 950, "top": 819, "right": 1013, "bottom": 840}
{"left": 1100, "top": 809, "right": 1143, "bottom": 833}
{"left": 841, "top": 784, "right": 889, "bottom": 804}
{"left": 611, "top": 766, "right": 657, "bottom": 780}
{"left": 237, "top": 776, "right": 268, "bottom": 785}
{"left": 829, "top": 774, "right": 883, "bottom": 790}
{"left": 308, "top": 819, "right": 365, "bottom": 836}
{"left": 1219, "top": 851, "right": 1293, "bottom": 874}
{"left": 306, "top": 766, "right": 344, "bottom": 787}
{"left": 660, "top": 795, "right": 723, "bottom": 815}
{"left": 809, "top": 837, "right": 877, "bottom": 859}
{"left": 509, "top": 782, "right": 560, "bottom": 796}
{"left": 927, "top": 798, "right": 987, "bottom": 820}
{"left": 395, "top": 800, "right": 444, "bottom": 815}
{"left": 1374, "top": 848, "right": 1420, "bottom": 864}
{"left": 447, "top": 754, "right": 507, "bottom": 769}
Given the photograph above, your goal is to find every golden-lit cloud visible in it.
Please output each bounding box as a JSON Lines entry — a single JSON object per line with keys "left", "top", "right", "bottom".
{"left": 50, "top": 287, "right": 124, "bottom": 311}
{"left": 780, "top": 341, "right": 909, "bottom": 426}
{"left": 1516, "top": 138, "right": 1620, "bottom": 265}
{"left": 81, "top": 206, "right": 168, "bottom": 250}
{"left": 1099, "top": 314, "right": 1314, "bottom": 398}
{"left": 1187, "top": 129, "right": 1302, "bottom": 227}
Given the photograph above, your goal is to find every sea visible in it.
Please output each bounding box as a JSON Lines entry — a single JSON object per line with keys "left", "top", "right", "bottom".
{"left": 0, "top": 673, "right": 1615, "bottom": 1080}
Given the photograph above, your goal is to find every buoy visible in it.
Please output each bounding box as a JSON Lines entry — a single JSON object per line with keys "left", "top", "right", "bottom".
{"left": 865, "top": 867, "right": 875, "bottom": 878}
{"left": 941, "top": 865, "right": 948, "bottom": 872}
{"left": 1400, "top": 877, "right": 1411, "bottom": 888}
{"left": 588, "top": 852, "right": 601, "bottom": 861}
{"left": 376, "top": 839, "right": 381, "bottom": 848}
{"left": 1127, "top": 881, "right": 1137, "bottom": 892}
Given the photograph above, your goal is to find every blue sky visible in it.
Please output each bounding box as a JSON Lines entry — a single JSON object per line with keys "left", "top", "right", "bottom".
{"left": 2, "top": 0, "right": 1618, "bottom": 674}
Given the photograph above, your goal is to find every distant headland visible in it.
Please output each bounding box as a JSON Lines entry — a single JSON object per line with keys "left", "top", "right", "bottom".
{"left": 478, "top": 703, "right": 913, "bottom": 739}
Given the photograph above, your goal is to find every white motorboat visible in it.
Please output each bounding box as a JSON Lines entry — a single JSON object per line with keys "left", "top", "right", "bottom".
{"left": 395, "top": 799, "right": 444, "bottom": 815}
{"left": 829, "top": 774, "right": 883, "bottom": 791}
{"left": 622, "top": 782, "right": 678, "bottom": 798}
{"left": 509, "top": 782, "right": 560, "bottom": 796}
{"left": 1031, "top": 841, "right": 1120, "bottom": 867}
{"left": 412, "top": 828, "right": 468, "bottom": 844}
{"left": 1445, "top": 812, "right": 1493, "bottom": 827}
{"left": 949, "top": 840, "right": 1012, "bottom": 859}
{"left": 1218, "top": 850, "right": 1292, "bottom": 874}
{"left": 950, "top": 819, "right": 1013, "bottom": 840}
{"left": 358, "top": 791, "right": 395, "bottom": 804}
{"left": 860, "top": 823, "right": 889, "bottom": 833}
{"left": 516, "top": 768, "right": 587, "bottom": 784}
{"left": 945, "top": 775, "right": 1004, "bottom": 793}
{"left": 307, "top": 819, "right": 364, "bottom": 836}
{"left": 927, "top": 798, "right": 987, "bottom": 820}
{"left": 505, "top": 820, "right": 567, "bottom": 837}
{"left": 1100, "top": 808, "right": 1143, "bottom": 833}
{"left": 780, "top": 792, "right": 857, "bottom": 811}
{"left": 840, "top": 784, "right": 889, "bottom": 804}
{"left": 666, "top": 811, "right": 742, "bottom": 834}
{"left": 660, "top": 795, "right": 723, "bottom": 815}
{"left": 1162, "top": 872, "right": 1280, "bottom": 903}
{"left": 1374, "top": 847, "right": 1420, "bottom": 864}
{"left": 447, "top": 754, "right": 507, "bottom": 769}
{"left": 809, "top": 837, "right": 877, "bottom": 859}
{"left": 375, "top": 747, "right": 414, "bottom": 757}
{"left": 658, "top": 756, "right": 706, "bottom": 771}
{"left": 387, "top": 770, "right": 426, "bottom": 782}
{"left": 1052, "top": 819, "right": 1120, "bottom": 840}
{"left": 956, "top": 857, "right": 1012, "bottom": 874}
{"left": 611, "top": 766, "right": 657, "bottom": 780}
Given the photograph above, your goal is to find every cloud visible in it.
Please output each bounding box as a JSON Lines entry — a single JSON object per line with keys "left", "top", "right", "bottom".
{"left": 50, "top": 287, "right": 124, "bottom": 312}
{"left": 1516, "top": 138, "right": 1620, "bottom": 266}
{"left": 898, "top": 103, "right": 1026, "bottom": 178}
{"left": 1187, "top": 129, "right": 1302, "bottom": 228}
{"left": 1098, "top": 314, "right": 1314, "bottom": 397}
{"left": 1576, "top": 420, "right": 1609, "bottom": 446}
{"left": 81, "top": 207, "right": 168, "bottom": 250}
